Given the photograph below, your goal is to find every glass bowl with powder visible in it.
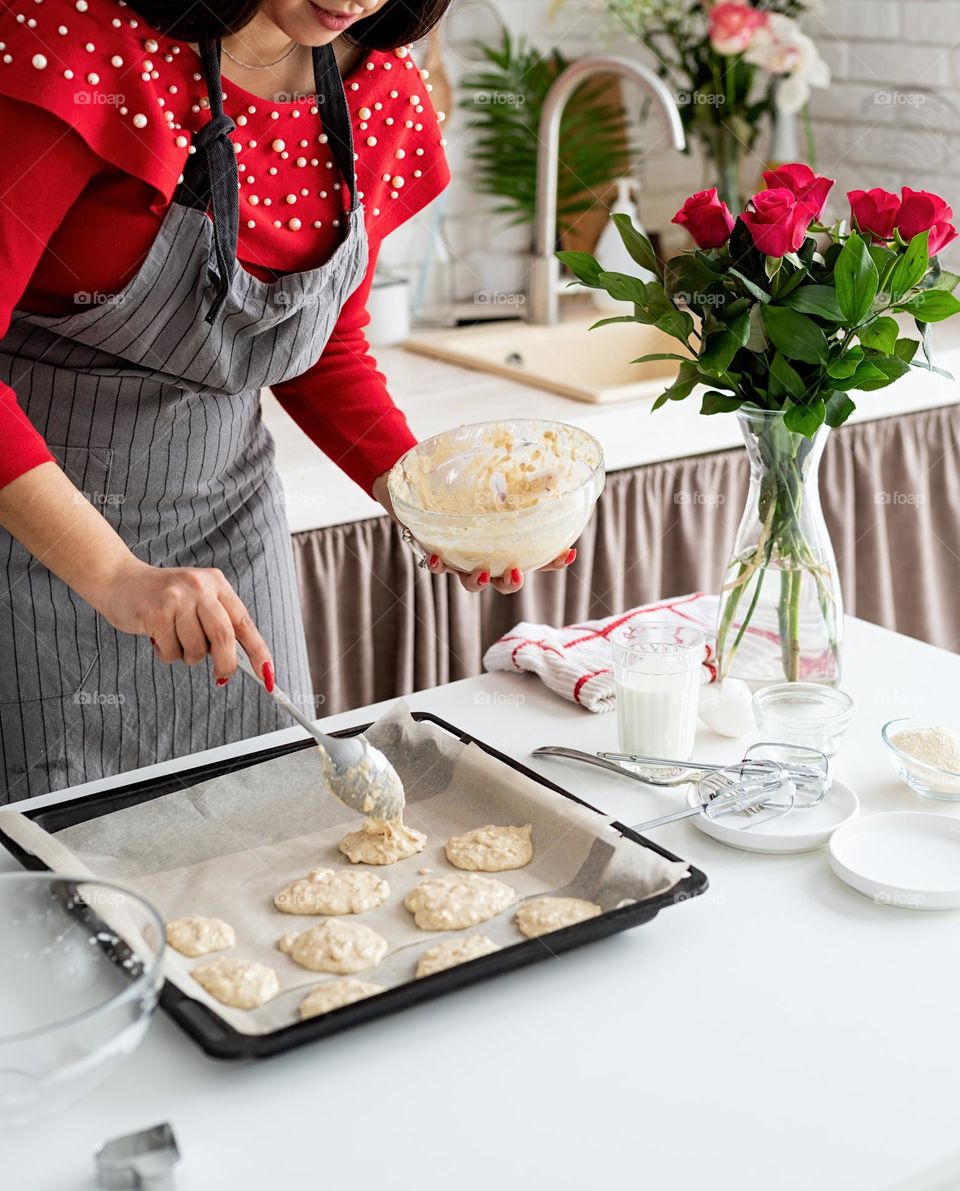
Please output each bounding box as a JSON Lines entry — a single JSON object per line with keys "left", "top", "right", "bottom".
{"left": 881, "top": 718, "right": 960, "bottom": 801}
{"left": 388, "top": 420, "right": 605, "bottom": 576}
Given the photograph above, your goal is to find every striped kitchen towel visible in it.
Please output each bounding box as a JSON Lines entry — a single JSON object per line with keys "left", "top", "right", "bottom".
{"left": 482, "top": 592, "right": 721, "bottom": 713}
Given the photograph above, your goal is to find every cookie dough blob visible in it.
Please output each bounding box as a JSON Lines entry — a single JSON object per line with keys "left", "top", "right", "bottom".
{"left": 274, "top": 868, "right": 389, "bottom": 915}
{"left": 404, "top": 873, "right": 516, "bottom": 931}
{"left": 444, "top": 823, "right": 534, "bottom": 872}
{"left": 339, "top": 815, "right": 427, "bottom": 866}
{"left": 278, "top": 920, "right": 388, "bottom": 974}
{"left": 299, "top": 978, "right": 385, "bottom": 1020}
{"left": 415, "top": 933, "right": 501, "bottom": 978}
{"left": 515, "top": 896, "right": 602, "bottom": 938}
{"left": 192, "top": 956, "right": 279, "bottom": 1009}
{"left": 165, "top": 915, "right": 236, "bottom": 958}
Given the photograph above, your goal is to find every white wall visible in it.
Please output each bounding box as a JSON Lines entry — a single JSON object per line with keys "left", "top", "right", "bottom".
{"left": 384, "top": 0, "right": 960, "bottom": 302}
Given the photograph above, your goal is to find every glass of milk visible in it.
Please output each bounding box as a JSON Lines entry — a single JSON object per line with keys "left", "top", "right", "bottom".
{"left": 610, "top": 622, "right": 705, "bottom": 760}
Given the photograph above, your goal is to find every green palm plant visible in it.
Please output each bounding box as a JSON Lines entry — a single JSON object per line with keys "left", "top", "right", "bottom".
{"left": 459, "top": 29, "right": 633, "bottom": 234}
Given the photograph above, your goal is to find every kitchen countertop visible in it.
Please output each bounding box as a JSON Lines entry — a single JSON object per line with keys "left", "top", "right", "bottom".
{"left": 268, "top": 321, "right": 960, "bottom": 534}
{"left": 4, "top": 615, "right": 960, "bottom": 1191}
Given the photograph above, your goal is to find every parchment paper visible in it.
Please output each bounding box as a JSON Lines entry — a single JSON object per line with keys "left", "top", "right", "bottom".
{"left": 0, "top": 704, "right": 688, "bottom": 1036}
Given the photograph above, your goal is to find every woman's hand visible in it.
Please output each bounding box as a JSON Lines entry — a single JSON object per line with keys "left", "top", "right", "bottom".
{"left": 91, "top": 558, "right": 274, "bottom": 685}
{"left": 372, "top": 472, "right": 578, "bottom": 594}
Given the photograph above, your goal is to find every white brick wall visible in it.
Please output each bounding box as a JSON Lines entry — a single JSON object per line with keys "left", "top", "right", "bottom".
{"left": 384, "top": 0, "right": 960, "bottom": 299}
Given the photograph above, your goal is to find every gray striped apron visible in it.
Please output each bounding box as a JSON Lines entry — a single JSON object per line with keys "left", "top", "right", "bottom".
{"left": 0, "top": 41, "right": 368, "bottom": 803}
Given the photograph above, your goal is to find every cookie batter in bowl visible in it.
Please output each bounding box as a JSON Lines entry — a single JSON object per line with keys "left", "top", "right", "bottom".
{"left": 388, "top": 420, "right": 605, "bottom": 576}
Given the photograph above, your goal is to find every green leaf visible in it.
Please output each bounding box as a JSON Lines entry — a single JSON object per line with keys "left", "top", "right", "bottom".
{"left": 761, "top": 305, "right": 830, "bottom": 364}
{"left": 660, "top": 359, "right": 700, "bottom": 402}
{"left": 746, "top": 304, "right": 767, "bottom": 351}
{"left": 823, "top": 390, "right": 856, "bottom": 428}
{"left": 887, "top": 231, "right": 930, "bottom": 301}
{"left": 699, "top": 325, "right": 742, "bottom": 373}
{"left": 556, "top": 250, "right": 602, "bottom": 287}
{"left": 922, "top": 269, "right": 960, "bottom": 293}
{"left": 893, "top": 338, "right": 920, "bottom": 363}
{"left": 780, "top": 285, "right": 844, "bottom": 322}
{"left": 597, "top": 271, "right": 649, "bottom": 305}
{"left": 589, "top": 316, "right": 639, "bottom": 329}
{"left": 728, "top": 268, "right": 770, "bottom": 304}
{"left": 611, "top": 213, "right": 661, "bottom": 280}
{"left": 657, "top": 308, "right": 695, "bottom": 343}
{"left": 897, "top": 290, "right": 960, "bottom": 322}
{"left": 700, "top": 390, "right": 743, "bottom": 415}
{"left": 629, "top": 352, "right": 691, "bottom": 365}
{"left": 769, "top": 351, "right": 806, "bottom": 400}
{"left": 784, "top": 399, "right": 826, "bottom": 438}
{"left": 840, "top": 356, "right": 912, "bottom": 392}
{"left": 827, "top": 347, "right": 864, "bottom": 379}
{"left": 858, "top": 316, "right": 899, "bottom": 354}
{"left": 834, "top": 232, "right": 879, "bottom": 324}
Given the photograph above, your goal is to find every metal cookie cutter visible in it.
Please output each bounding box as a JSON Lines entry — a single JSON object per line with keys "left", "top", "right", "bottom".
{"left": 96, "top": 1123, "right": 180, "bottom": 1190}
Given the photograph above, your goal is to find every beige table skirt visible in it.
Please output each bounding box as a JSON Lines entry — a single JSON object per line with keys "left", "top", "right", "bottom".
{"left": 293, "top": 404, "right": 960, "bottom": 714}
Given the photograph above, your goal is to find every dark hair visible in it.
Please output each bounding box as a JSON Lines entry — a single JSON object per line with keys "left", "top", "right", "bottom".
{"left": 125, "top": 1, "right": 450, "bottom": 52}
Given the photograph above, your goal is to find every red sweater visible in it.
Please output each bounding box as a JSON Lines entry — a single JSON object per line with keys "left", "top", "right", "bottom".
{"left": 0, "top": 0, "right": 449, "bottom": 495}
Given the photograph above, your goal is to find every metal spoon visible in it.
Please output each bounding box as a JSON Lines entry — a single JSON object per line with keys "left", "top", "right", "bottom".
{"left": 236, "top": 652, "right": 404, "bottom": 819}
{"left": 532, "top": 745, "right": 696, "bottom": 787}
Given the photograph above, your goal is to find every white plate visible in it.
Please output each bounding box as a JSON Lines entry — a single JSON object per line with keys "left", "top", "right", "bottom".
{"left": 829, "top": 812, "right": 960, "bottom": 910}
{"left": 685, "top": 778, "right": 859, "bottom": 853}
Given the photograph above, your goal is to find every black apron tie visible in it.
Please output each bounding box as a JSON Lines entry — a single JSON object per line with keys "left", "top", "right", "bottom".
{"left": 175, "top": 40, "right": 359, "bottom": 325}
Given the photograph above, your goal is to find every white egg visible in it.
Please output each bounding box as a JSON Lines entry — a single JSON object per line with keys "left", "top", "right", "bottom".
{"left": 698, "top": 679, "right": 755, "bottom": 738}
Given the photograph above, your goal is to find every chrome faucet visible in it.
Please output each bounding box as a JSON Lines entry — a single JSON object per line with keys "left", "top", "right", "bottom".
{"left": 529, "top": 56, "right": 686, "bottom": 325}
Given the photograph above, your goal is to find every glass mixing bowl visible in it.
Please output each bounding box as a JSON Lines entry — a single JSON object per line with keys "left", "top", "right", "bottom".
{"left": 882, "top": 718, "right": 960, "bottom": 801}
{"left": 0, "top": 873, "right": 165, "bottom": 1125}
{"left": 388, "top": 419, "right": 605, "bottom": 576}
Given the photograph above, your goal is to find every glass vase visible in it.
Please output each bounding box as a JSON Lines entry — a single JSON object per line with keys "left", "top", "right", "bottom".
{"left": 716, "top": 406, "right": 843, "bottom": 687}
{"left": 703, "top": 122, "right": 744, "bottom": 211}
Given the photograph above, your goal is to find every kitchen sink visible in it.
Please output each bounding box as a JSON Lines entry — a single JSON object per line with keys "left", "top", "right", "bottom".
{"left": 403, "top": 312, "right": 687, "bottom": 404}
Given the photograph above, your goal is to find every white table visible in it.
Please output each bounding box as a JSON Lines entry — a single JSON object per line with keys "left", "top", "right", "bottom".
{"left": 4, "top": 617, "right": 960, "bottom": 1191}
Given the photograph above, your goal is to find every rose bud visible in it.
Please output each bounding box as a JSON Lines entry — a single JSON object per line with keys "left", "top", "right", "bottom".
{"left": 671, "top": 187, "right": 735, "bottom": 249}
{"left": 847, "top": 188, "right": 901, "bottom": 242}
{"left": 895, "top": 187, "right": 958, "bottom": 255}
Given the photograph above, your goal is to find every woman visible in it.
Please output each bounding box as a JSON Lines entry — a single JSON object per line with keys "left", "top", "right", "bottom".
{"left": 0, "top": 0, "right": 575, "bottom": 803}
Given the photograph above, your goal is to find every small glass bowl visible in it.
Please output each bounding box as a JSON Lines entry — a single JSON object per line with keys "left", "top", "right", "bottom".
{"left": 881, "top": 718, "right": 960, "bottom": 801}
{"left": 751, "top": 682, "right": 855, "bottom": 758}
{"left": 0, "top": 873, "right": 165, "bottom": 1126}
{"left": 388, "top": 419, "right": 605, "bottom": 576}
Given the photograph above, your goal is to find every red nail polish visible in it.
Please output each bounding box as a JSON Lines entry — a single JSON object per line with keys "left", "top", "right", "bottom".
{"left": 566, "top": 548, "right": 577, "bottom": 566}
{"left": 429, "top": 554, "right": 440, "bottom": 569}
{"left": 216, "top": 676, "right": 228, "bottom": 687}
{"left": 149, "top": 637, "right": 157, "bottom": 646}
{"left": 478, "top": 571, "right": 490, "bottom": 586}
{"left": 262, "top": 660, "right": 275, "bottom": 693}
{"left": 510, "top": 568, "right": 522, "bottom": 585}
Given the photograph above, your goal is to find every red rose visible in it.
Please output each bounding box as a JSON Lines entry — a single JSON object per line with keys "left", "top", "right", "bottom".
{"left": 671, "top": 187, "right": 735, "bottom": 249}
{"left": 709, "top": 3, "right": 768, "bottom": 54}
{"left": 895, "top": 187, "right": 958, "bottom": 255}
{"left": 762, "top": 163, "right": 834, "bottom": 218}
{"left": 848, "top": 188, "right": 901, "bottom": 242}
{"left": 741, "top": 187, "right": 817, "bottom": 256}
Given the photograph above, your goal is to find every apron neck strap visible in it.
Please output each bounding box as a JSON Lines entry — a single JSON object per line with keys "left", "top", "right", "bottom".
{"left": 177, "top": 40, "right": 359, "bottom": 325}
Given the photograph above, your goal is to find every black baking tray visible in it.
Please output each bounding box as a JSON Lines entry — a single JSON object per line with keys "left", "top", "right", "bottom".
{"left": 0, "top": 712, "right": 708, "bottom": 1060}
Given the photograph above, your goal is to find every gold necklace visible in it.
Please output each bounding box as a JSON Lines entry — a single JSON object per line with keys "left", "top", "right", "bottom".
{"left": 222, "top": 40, "right": 301, "bottom": 70}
